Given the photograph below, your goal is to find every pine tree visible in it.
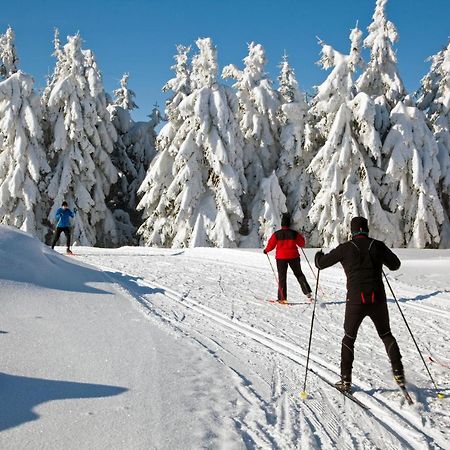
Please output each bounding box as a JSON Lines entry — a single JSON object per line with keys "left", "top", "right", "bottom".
{"left": 307, "top": 27, "right": 400, "bottom": 247}
{"left": 223, "top": 42, "right": 282, "bottom": 243}
{"left": 107, "top": 73, "right": 139, "bottom": 245}
{"left": 244, "top": 171, "right": 287, "bottom": 246}
{"left": 357, "top": 0, "right": 405, "bottom": 139}
{"left": 123, "top": 105, "right": 161, "bottom": 213}
{"left": 113, "top": 73, "right": 138, "bottom": 110}
{"left": 138, "top": 38, "right": 245, "bottom": 248}
{"left": 43, "top": 32, "right": 118, "bottom": 246}
{"left": 416, "top": 43, "right": 450, "bottom": 246}
{"left": 383, "top": 98, "right": 445, "bottom": 247}
{"left": 136, "top": 45, "right": 191, "bottom": 246}
{"left": 0, "top": 28, "right": 50, "bottom": 238}
{"left": 0, "top": 27, "right": 19, "bottom": 79}
{"left": 276, "top": 55, "right": 314, "bottom": 240}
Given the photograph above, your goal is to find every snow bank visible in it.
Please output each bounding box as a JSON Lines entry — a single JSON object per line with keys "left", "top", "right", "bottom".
{"left": 0, "top": 225, "right": 107, "bottom": 294}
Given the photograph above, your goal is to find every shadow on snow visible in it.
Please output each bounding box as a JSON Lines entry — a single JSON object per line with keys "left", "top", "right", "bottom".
{"left": 0, "top": 372, "right": 127, "bottom": 432}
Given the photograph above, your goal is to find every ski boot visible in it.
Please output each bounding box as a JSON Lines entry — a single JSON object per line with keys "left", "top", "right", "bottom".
{"left": 306, "top": 293, "right": 314, "bottom": 303}
{"left": 335, "top": 376, "right": 352, "bottom": 393}
{"left": 66, "top": 249, "right": 73, "bottom": 255}
{"left": 393, "top": 369, "right": 405, "bottom": 387}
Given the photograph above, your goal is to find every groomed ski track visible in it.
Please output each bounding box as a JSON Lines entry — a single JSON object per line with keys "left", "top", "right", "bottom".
{"left": 77, "top": 247, "right": 449, "bottom": 450}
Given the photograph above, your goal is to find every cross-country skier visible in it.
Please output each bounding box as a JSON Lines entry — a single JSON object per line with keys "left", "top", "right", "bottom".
{"left": 314, "top": 216, "right": 404, "bottom": 393}
{"left": 264, "top": 213, "right": 313, "bottom": 303}
{"left": 51, "top": 201, "right": 76, "bottom": 254}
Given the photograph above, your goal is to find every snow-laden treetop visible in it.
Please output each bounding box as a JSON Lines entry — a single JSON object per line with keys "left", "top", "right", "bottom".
{"left": 357, "top": 0, "right": 405, "bottom": 103}
{"left": 0, "top": 27, "right": 19, "bottom": 79}
{"left": 113, "top": 73, "right": 138, "bottom": 110}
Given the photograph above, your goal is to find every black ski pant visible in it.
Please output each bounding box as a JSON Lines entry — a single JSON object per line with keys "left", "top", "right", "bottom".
{"left": 276, "top": 257, "right": 312, "bottom": 301}
{"left": 341, "top": 302, "right": 403, "bottom": 380}
{"left": 52, "top": 227, "right": 71, "bottom": 249}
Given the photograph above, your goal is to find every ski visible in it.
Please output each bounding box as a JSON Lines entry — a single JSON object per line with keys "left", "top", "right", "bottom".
{"left": 305, "top": 367, "right": 370, "bottom": 411}
{"left": 398, "top": 385, "right": 414, "bottom": 405}
{"left": 268, "top": 300, "right": 311, "bottom": 306}
{"left": 333, "top": 386, "right": 370, "bottom": 410}
{"left": 429, "top": 355, "right": 450, "bottom": 370}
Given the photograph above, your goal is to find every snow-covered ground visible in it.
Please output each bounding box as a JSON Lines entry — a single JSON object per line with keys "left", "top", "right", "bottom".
{"left": 1, "top": 226, "right": 449, "bottom": 449}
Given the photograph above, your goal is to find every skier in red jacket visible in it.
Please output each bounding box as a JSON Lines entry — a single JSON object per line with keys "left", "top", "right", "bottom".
{"left": 264, "top": 213, "right": 313, "bottom": 303}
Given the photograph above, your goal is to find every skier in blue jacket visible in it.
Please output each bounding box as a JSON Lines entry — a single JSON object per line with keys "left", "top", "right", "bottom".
{"left": 51, "top": 201, "right": 76, "bottom": 254}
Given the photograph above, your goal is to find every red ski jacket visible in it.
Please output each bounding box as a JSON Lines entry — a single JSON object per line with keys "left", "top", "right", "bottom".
{"left": 264, "top": 227, "right": 306, "bottom": 260}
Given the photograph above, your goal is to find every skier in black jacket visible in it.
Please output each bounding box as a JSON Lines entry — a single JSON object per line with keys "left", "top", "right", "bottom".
{"left": 314, "top": 216, "right": 404, "bottom": 393}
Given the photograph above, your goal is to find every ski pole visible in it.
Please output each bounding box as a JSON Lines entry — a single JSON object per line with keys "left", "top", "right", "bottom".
{"left": 265, "top": 253, "right": 286, "bottom": 301}
{"left": 300, "top": 269, "right": 320, "bottom": 399}
{"left": 300, "top": 247, "right": 317, "bottom": 280}
{"left": 383, "top": 270, "right": 444, "bottom": 399}
{"left": 301, "top": 247, "right": 326, "bottom": 301}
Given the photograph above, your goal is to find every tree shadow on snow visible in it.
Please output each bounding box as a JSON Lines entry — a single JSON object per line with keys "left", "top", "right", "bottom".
{"left": 0, "top": 372, "right": 127, "bottom": 432}
{"left": 103, "top": 270, "right": 165, "bottom": 302}
{"left": 394, "top": 290, "right": 447, "bottom": 304}
{"left": 78, "top": 250, "right": 185, "bottom": 258}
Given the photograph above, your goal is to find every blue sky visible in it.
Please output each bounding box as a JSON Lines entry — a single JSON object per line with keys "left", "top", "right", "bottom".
{"left": 2, "top": 0, "right": 449, "bottom": 121}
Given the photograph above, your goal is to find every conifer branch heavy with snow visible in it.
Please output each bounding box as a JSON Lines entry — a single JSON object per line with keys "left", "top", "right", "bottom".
{"left": 246, "top": 171, "right": 287, "bottom": 245}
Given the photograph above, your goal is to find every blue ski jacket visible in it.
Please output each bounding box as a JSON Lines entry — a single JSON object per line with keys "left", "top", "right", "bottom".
{"left": 55, "top": 208, "right": 74, "bottom": 228}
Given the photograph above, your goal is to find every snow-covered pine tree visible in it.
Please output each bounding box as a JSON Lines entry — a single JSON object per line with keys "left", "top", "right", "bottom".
{"left": 223, "top": 42, "right": 282, "bottom": 245}
{"left": 138, "top": 38, "right": 245, "bottom": 248}
{"left": 112, "top": 105, "right": 162, "bottom": 245}
{"left": 246, "top": 171, "right": 287, "bottom": 245}
{"left": 108, "top": 74, "right": 162, "bottom": 244}
{"left": 43, "top": 32, "right": 118, "bottom": 246}
{"left": 276, "top": 55, "right": 315, "bottom": 242}
{"left": 123, "top": 105, "right": 161, "bottom": 213}
{"left": 383, "top": 98, "right": 445, "bottom": 248}
{"left": 136, "top": 45, "right": 192, "bottom": 246}
{"left": 0, "top": 27, "right": 50, "bottom": 239}
{"left": 416, "top": 43, "right": 450, "bottom": 246}
{"left": 357, "top": 0, "right": 405, "bottom": 140}
{"left": 107, "top": 73, "right": 139, "bottom": 245}
{"left": 0, "top": 27, "right": 19, "bottom": 79}
{"left": 307, "top": 27, "right": 400, "bottom": 247}
{"left": 304, "top": 29, "right": 364, "bottom": 167}
{"left": 113, "top": 73, "right": 138, "bottom": 111}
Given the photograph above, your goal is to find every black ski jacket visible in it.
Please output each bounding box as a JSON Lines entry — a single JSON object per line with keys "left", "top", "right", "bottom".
{"left": 315, "top": 235, "right": 401, "bottom": 304}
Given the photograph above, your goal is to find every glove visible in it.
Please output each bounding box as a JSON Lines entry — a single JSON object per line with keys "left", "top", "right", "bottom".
{"left": 263, "top": 249, "right": 267, "bottom": 254}
{"left": 314, "top": 250, "right": 324, "bottom": 269}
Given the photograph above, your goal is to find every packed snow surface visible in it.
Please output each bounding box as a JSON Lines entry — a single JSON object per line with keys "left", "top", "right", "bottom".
{"left": 1, "top": 225, "right": 449, "bottom": 449}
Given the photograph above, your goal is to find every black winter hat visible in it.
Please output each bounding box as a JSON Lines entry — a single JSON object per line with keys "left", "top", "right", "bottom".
{"left": 281, "top": 213, "right": 291, "bottom": 227}
{"left": 350, "top": 216, "right": 369, "bottom": 234}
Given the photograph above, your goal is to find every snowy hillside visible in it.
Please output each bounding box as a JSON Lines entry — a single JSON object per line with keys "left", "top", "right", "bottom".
{"left": 1, "top": 225, "right": 449, "bottom": 449}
